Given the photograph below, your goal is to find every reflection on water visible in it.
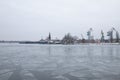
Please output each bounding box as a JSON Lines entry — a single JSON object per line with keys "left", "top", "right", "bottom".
{"left": 87, "top": 47, "right": 93, "bottom": 62}
{"left": 109, "top": 47, "right": 114, "bottom": 61}
{"left": 0, "top": 44, "right": 120, "bottom": 80}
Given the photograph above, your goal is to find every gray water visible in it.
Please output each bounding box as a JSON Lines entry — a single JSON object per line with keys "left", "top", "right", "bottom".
{"left": 0, "top": 44, "right": 120, "bottom": 80}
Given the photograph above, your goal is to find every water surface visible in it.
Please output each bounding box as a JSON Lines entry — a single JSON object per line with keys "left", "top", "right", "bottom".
{"left": 0, "top": 44, "right": 120, "bottom": 80}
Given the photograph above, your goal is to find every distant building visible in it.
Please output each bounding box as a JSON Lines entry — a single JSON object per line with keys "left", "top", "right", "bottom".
{"left": 53, "top": 39, "right": 61, "bottom": 44}
{"left": 107, "top": 28, "right": 120, "bottom": 43}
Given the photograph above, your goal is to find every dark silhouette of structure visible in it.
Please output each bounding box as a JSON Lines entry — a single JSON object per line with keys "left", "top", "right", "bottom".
{"left": 107, "top": 28, "right": 119, "bottom": 43}
{"left": 87, "top": 28, "right": 94, "bottom": 43}
{"left": 101, "top": 30, "right": 105, "bottom": 42}
{"left": 48, "top": 32, "right": 51, "bottom": 41}
{"left": 62, "top": 33, "right": 75, "bottom": 44}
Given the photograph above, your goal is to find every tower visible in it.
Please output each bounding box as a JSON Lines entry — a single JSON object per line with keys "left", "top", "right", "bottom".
{"left": 87, "top": 28, "right": 93, "bottom": 43}
{"left": 48, "top": 32, "right": 51, "bottom": 40}
{"left": 101, "top": 30, "right": 104, "bottom": 42}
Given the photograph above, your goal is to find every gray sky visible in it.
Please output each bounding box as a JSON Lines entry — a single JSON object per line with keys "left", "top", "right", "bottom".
{"left": 0, "top": 0, "right": 120, "bottom": 40}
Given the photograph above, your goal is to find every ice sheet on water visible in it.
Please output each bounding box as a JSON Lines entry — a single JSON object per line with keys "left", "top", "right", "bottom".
{"left": 0, "top": 44, "right": 120, "bottom": 80}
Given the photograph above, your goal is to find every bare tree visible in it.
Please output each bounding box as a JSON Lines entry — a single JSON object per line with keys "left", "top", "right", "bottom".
{"left": 62, "top": 33, "right": 76, "bottom": 44}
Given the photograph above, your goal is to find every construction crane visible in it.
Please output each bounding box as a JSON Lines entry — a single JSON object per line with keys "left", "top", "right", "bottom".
{"left": 81, "top": 34, "right": 85, "bottom": 43}
{"left": 81, "top": 34, "right": 84, "bottom": 39}
{"left": 113, "top": 28, "right": 119, "bottom": 42}
{"left": 116, "top": 31, "right": 119, "bottom": 42}
{"left": 107, "top": 28, "right": 114, "bottom": 43}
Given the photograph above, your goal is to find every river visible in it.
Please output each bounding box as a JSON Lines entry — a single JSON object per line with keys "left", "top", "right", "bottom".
{"left": 0, "top": 44, "right": 120, "bottom": 80}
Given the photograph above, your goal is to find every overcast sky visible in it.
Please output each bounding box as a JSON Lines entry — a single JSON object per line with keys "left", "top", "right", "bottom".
{"left": 0, "top": 0, "right": 120, "bottom": 40}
